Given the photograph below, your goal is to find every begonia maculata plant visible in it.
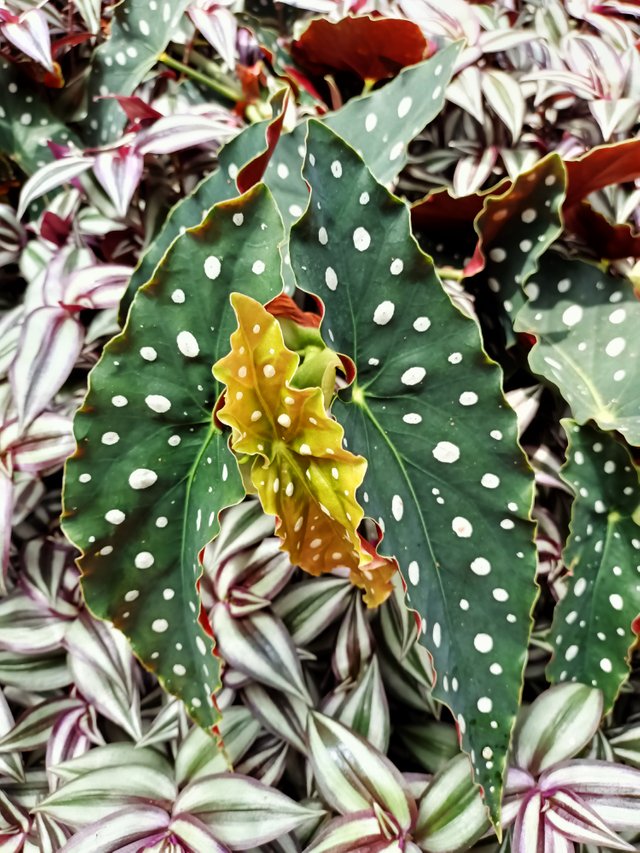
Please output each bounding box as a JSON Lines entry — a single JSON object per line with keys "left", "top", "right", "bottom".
{"left": 2, "top": 0, "right": 640, "bottom": 850}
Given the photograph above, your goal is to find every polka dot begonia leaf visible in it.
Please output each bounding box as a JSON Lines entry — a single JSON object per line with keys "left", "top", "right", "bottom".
{"left": 213, "top": 294, "right": 370, "bottom": 585}
{"left": 83, "top": 0, "right": 192, "bottom": 146}
{"left": 119, "top": 90, "right": 289, "bottom": 323}
{"left": 324, "top": 41, "right": 461, "bottom": 187}
{"left": 468, "top": 154, "right": 566, "bottom": 333}
{"left": 122, "top": 44, "right": 461, "bottom": 317}
{"left": 289, "top": 121, "right": 538, "bottom": 828}
{"left": 515, "top": 253, "right": 640, "bottom": 444}
{"left": 547, "top": 421, "right": 640, "bottom": 712}
{"left": 0, "top": 63, "right": 81, "bottom": 175}
{"left": 62, "top": 185, "right": 284, "bottom": 728}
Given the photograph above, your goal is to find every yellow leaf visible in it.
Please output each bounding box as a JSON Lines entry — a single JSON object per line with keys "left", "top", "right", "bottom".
{"left": 213, "top": 293, "right": 369, "bottom": 579}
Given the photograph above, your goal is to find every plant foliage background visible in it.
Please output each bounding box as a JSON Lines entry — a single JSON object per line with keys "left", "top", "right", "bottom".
{"left": 1, "top": 0, "right": 640, "bottom": 851}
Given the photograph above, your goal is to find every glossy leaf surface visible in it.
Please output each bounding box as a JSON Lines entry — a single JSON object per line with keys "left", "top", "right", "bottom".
{"left": 63, "top": 185, "right": 284, "bottom": 726}
{"left": 547, "top": 422, "right": 640, "bottom": 710}
{"left": 290, "top": 121, "right": 537, "bottom": 825}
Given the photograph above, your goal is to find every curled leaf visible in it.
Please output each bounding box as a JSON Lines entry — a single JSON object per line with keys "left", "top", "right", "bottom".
{"left": 213, "top": 293, "right": 369, "bottom": 582}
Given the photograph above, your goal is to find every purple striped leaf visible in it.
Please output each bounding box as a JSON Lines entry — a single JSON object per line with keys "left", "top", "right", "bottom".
{"left": 414, "top": 753, "right": 489, "bottom": 853}
{"left": 135, "top": 111, "right": 239, "bottom": 155}
{"left": 0, "top": 589, "right": 70, "bottom": 654}
{"left": 188, "top": 4, "right": 237, "bottom": 69}
{"left": 64, "top": 616, "right": 142, "bottom": 741}
{"left": 175, "top": 706, "right": 260, "bottom": 786}
{"left": 0, "top": 467, "right": 12, "bottom": 593}
{"left": 0, "top": 8, "right": 53, "bottom": 71}
{"left": 332, "top": 594, "right": 374, "bottom": 683}
{"left": 211, "top": 603, "right": 311, "bottom": 703}
{"left": 0, "top": 691, "right": 24, "bottom": 783}
{"left": 58, "top": 805, "right": 171, "bottom": 853}
{"left": 307, "top": 712, "right": 415, "bottom": 831}
{"left": 64, "top": 265, "right": 133, "bottom": 310}
{"left": 513, "top": 683, "right": 603, "bottom": 774}
{"left": 273, "top": 575, "right": 353, "bottom": 646}
{"left": 235, "top": 733, "right": 289, "bottom": 787}
{"left": 170, "top": 813, "right": 231, "bottom": 852}
{"left": 545, "top": 790, "right": 634, "bottom": 850}
{"left": 539, "top": 759, "right": 640, "bottom": 799}
{"left": 17, "top": 157, "right": 94, "bottom": 219}
{"left": 92, "top": 149, "right": 144, "bottom": 219}
{"left": 10, "top": 306, "right": 84, "bottom": 429}
{"left": 46, "top": 703, "right": 103, "bottom": 785}
{"left": 242, "top": 683, "right": 309, "bottom": 754}
{"left": 35, "top": 763, "right": 176, "bottom": 828}
{"left": 174, "top": 773, "right": 324, "bottom": 849}
{"left": 0, "top": 697, "right": 85, "bottom": 752}
{"left": 303, "top": 811, "right": 388, "bottom": 853}
{"left": 51, "top": 743, "right": 173, "bottom": 784}
{"left": 3, "top": 411, "right": 75, "bottom": 474}
{"left": 322, "top": 655, "right": 390, "bottom": 753}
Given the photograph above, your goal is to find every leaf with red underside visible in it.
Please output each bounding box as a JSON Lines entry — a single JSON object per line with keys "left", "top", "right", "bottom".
{"left": 237, "top": 90, "right": 289, "bottom": 193}
{"left": 564, "top": 202, "right": 640, "bottom": 260}
{"left": 291, "top": 15, "right": 432, "bottom": 83}
{"left": 564, "top": 139, "right": 640, "bottom": 208}
{"left": 266, "top": 293, "right": 322, "bottom": 329}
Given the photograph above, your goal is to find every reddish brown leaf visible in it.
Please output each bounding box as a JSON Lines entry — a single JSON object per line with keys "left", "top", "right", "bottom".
{"left": 291, "top": 15, "right": 431, "bottom": 83}
{"left": 564, "top": 139, "right": 640, "bottom": 208}
{"left": 236, "top": 89, "right": 288, "bottom": 194}
{"left": 564, "top": 201, "right": 640, "bottom": 260}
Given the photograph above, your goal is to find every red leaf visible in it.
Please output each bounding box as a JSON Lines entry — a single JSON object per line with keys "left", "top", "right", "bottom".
{"left": 291, "top": 15, "right": 432, "bottom": 83}
{"left": 265, "top": 293, "right": 322, "bottom": 329}
{"left": 564, "top": 139, "right": 640, "bottom": 208}
{"left": 564, "top": 201, "right": 640, "bottom": 260}
{"left": 236, "top": 89, "right": 288, "bottom": 194}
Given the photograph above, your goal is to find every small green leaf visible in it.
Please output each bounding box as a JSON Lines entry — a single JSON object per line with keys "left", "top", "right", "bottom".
{"left": 515, "top": 255, "right": 640, "bottom": 443}
{"left": 62, "top": 185, "right": 284, "bottom": 728}
{"left": 82, "top": 0, "right": 191, "bottom": 146}
{"left": 414, "top": 753, "right": 489, "bottom": 853}
{"left": 547, "top": 422, "right": 640, "bottom": 710}
{"left": 290, "top": 121, "right": 537, "bottom": 826}
{"left": 512, "top": 683, "right": 602, "bottom": 774}
{"left": 307, "top": 711, "right": 414, "bottom": 831}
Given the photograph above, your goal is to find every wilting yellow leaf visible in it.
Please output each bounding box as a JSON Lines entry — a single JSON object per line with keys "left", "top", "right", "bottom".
{"left": 213, "top": 293, "right": 369, "bottom": 578}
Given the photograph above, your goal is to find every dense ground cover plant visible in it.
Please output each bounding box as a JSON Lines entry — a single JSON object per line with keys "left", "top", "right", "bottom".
{"left": 2, "top": 0, "right": 640, "bottom": 850}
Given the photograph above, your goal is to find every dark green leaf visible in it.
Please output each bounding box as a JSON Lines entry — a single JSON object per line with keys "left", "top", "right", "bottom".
{"left": 62, "top": 184, "right": 285, "bottom": 727}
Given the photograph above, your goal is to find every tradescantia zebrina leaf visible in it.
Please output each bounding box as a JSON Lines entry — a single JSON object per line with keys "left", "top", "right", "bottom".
{"left": 515, "top": 254, "right": 640, "bottom": 444}
{"left": 213, "top": 294, "right": 368, "bottom": 581}
{"left": 290, "top": 121, "right": 538, "bottom": 826}
{"left": 547, "top": 421, "right": 640, "bottom": 711}
{"left": 62, "top": 184, "right": 284, "bottom": 727}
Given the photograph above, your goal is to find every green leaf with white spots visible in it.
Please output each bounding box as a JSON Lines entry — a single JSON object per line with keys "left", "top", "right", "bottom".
{"left": 62, "top": 184, "right": 285, "bottom": 727}
{"left": 119, "top": 90, "right": 289, "bottom": 324}
{"left": 83, "top": 0, "right": 191, "bottom": 146}
{"left": 547, "top": 421, "right": 640, "bottom": 711}
{"left": 120, "top": 45, "right": 461, "bottom": 318}
{"left": 324, "top": 42, "right": 461, "bottom": 186}
{"left": 469, "top": 154, "right": 566, "bottom": 327}
{"left": 290, "top": 121, "right": 537, "bottom": 827}
{"left": 515, "top": 254, "right": 640, "bottom": 444}
{"left": 0, "top": 62, "right": 80, "bottom": 175}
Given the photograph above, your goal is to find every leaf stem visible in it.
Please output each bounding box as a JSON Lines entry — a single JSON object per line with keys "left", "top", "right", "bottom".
{"left": 436, "top": 266, "right": 464, "bottom": 281}
{"left": 158, "top": 53, "right": 242, "bottom": 103}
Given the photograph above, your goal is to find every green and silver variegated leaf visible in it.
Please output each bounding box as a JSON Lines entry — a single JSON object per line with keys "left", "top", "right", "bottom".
{"left": 515, "top": 255, "right": 640, "bottom": 444}
{"left": 62, "top": 185, "right": 284, "bottom": 727}
{"left": 290, "top": 121, "right": 538, "bottom": 825}
{"left": 547, "top": 422, "right": 640, "bottom": 710}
